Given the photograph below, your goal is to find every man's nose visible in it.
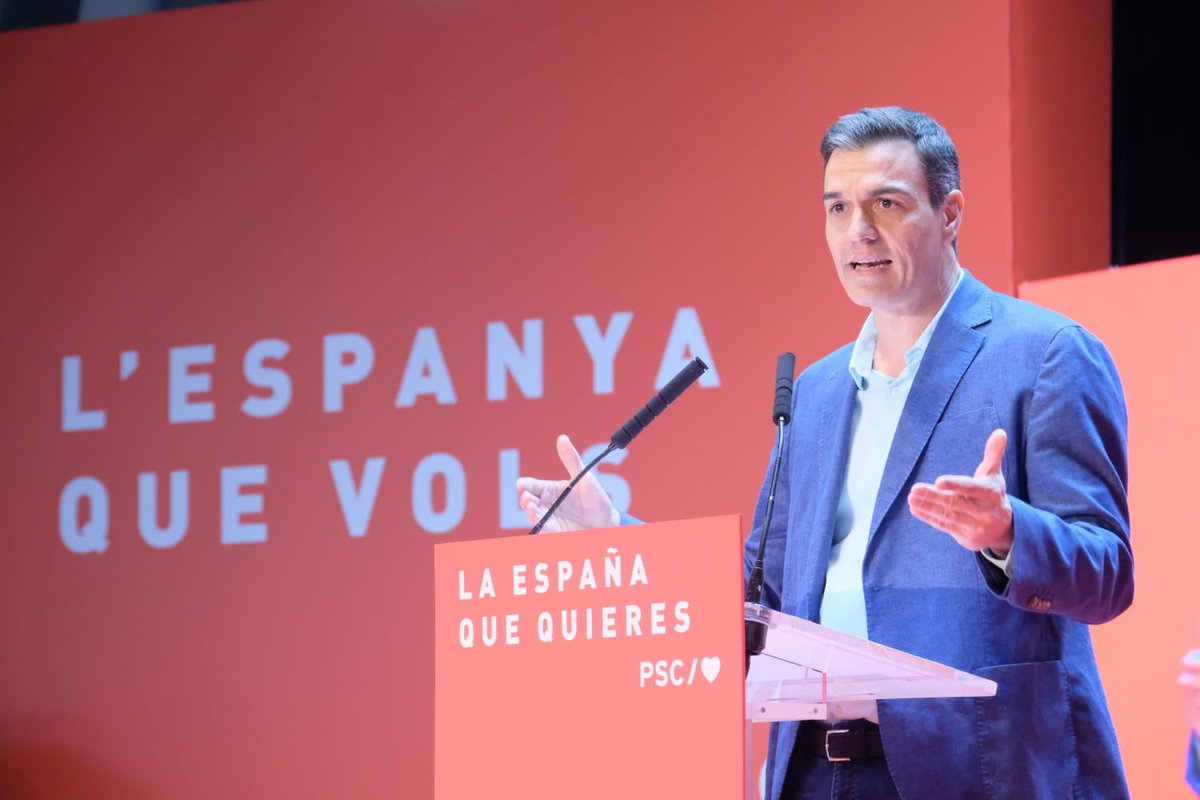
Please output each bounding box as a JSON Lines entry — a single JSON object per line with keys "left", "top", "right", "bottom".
{"left": 850, "top": 208, "right": 878, "bottom": 240}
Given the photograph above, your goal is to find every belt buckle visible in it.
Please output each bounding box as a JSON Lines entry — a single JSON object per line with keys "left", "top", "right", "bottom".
{"left": 824, "top": 728, "right": 852, "bottom": 762}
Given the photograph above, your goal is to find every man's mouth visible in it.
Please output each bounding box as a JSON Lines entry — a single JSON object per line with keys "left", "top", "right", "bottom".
{"left": 850, "top": 259, "right": 892, "bottom": 270}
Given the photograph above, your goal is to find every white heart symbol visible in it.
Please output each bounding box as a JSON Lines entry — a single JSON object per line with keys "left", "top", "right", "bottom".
{"left": 700, "top": 656, "right": 721, "bottom": 683}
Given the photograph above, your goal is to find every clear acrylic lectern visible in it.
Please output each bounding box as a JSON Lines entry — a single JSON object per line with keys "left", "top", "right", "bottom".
{"left": 744, "top": 603, "right": 997, "bottom": 722}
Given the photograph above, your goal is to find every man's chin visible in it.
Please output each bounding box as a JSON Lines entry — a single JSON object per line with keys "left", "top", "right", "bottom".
{"left": 837, "top": 279, "right": 891, "bottom": 310}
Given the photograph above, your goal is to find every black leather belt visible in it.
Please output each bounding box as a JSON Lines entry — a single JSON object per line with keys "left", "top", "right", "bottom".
{"left": 797, "top": 721, "right": 885, "bottom": 762}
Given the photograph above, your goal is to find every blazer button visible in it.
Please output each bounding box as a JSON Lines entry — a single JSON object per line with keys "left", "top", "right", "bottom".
{"left": 1027, "top": 596, "right": 1051, "bottom": 612}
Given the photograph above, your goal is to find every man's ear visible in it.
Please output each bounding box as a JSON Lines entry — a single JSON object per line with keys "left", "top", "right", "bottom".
{"left": 943, "top": 189, "right": 964, "bottom": 240}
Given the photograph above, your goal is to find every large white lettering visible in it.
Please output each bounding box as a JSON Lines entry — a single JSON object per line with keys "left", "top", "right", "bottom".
{"left": 395, "top": 327, "right": 457, "bottom": 407}
{"left": 169, "top": 344, "right": 216, "bottom": 423}
{"left": 412, "top": 453, "right": 465, "bottom": 534}
{"left": 61, "top": 355, "right": 106, "bottom": 431}
{"left": 220, "top": 465, "right": 268, "bottom": 544}
{"left": 59, "top": 476, "right": 109, "bottom": 554}
{"left": 242, "top": 338, "right": 292, "bottom": 418}
{"left": 582, "top": 442, "right": 631, "bottom": 514}
{"left": 63, "top": 308, "right": 718, "bottom": 423}
{"left": 138, "top": 470, "right": 189, "bottom": 549}
{"left": 574, "top": 312, "right": 632, "bottom": 395}
{"left": 323, "top": 333, "right": 374, "bottom": 412}
{"left": 330, "top": 457, "right": 386, "bottom": 538}
{"left": 486, "top": 319, "right": 543, "bottom": 401}
{"left": 655, "top": 307, "right": 720, "bottom": 390}
{"left": 55, "top": 307, "right": 715, "bottom": 550}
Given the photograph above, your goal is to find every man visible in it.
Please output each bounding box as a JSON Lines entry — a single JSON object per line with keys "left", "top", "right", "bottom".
{"left": 1184, "top": 648, "right": 1200, "bottom": 794}
{"left": 518, "top": 107, "right": 1133, "bottom": 798}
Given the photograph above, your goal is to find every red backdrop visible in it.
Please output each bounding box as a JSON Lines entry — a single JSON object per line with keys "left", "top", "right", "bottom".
{"left": 4, "top": 1, "right": 1176, "bottom": 797}
{"left": 1022, "top": 257, "right": 1200, "bottom": 800}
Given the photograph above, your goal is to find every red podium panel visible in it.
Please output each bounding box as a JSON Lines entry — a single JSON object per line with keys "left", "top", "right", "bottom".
{"left": 434, "top": 516, "right": 745, "bottom": 799}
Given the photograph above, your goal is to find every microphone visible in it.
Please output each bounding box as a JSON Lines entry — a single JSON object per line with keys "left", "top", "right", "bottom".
{"left": 773, "top": 353, "right": 795, "bottom": 425}
{"left": 610, "top": 356, "right": 708, "bottom": 449}
{"left": 745, "top": 352, "right": 795, "bottom": 674}
{"left": 529, "top": 357, "right": 709, "bottom": 535}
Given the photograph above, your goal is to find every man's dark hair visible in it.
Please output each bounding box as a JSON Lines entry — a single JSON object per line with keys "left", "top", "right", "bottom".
{"left": 820, "top": 106, "right": 961, "bottom": 208}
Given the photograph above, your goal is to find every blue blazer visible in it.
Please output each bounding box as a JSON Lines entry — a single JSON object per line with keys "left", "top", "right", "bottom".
{"left": 1189, "top": 733, "right": 1200, "bottom": 795}
{"left": 744, "top": 271, "right": 1133, "bottom": 799}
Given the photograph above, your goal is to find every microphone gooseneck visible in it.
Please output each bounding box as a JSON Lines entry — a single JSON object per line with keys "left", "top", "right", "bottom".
{"left": 529, "top": 357, "right": 709, "bottom": 535}
{"left": 745, "top": 352, "right": 795, "bottom": 674}
{"left": 527, "top": 443, "right": 616, "bottom": 535}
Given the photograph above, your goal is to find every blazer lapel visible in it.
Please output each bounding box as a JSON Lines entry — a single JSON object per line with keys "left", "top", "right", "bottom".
{"left": 867, "top": 273, "right": 993, "bottom": 541}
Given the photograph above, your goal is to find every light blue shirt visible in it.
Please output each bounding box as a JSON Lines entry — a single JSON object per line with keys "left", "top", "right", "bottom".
{"left": 818, "top": 269, "right": 964, "bottom": 721}
{"left": 820, "top": 269, "right": 964, "bottom": 638}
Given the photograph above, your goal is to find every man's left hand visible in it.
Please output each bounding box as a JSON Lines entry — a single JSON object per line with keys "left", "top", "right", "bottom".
{"left": 907, "top": 428, "right": 1014, "bottom": 557}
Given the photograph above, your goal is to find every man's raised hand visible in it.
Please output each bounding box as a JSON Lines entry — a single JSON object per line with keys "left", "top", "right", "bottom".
{"left": 516, "top": 434, "right": 620, "bottom": 533}
{"left": 907, "top": 428, "right": 1015, "bottom": 556}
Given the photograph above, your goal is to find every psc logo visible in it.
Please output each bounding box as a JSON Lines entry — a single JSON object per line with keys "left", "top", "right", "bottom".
{"left": 638, "top": 656, "right": 721, "bottom": 687}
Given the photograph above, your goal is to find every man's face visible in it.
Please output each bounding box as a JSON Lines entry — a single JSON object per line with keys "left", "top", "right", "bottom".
{"left": 822, "top": 139, "right": 962, "bottom": 318}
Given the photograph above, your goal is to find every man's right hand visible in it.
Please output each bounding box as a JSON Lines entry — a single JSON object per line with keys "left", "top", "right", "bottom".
{"left": 516, "top": 434, "right": 620, "bottom": 532}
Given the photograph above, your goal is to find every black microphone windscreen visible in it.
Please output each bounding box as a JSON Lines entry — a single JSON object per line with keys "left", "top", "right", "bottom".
{"left": 773, "top": 352, "right": 795, "bottom": 424}
{"left": 610, "top": 357, "right": 708, "bottom": 449}
{"left": 660, "top": 356, "right": 708, "bottom": 404}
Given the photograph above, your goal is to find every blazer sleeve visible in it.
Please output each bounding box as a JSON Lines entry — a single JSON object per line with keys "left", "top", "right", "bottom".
{"left": 990, "top": 324, "right": 1134, "bottom": 624}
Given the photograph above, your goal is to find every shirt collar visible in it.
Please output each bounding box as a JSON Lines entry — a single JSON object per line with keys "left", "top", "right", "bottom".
{"left": 848, "top": 267, "right": 964, "bottom": 389}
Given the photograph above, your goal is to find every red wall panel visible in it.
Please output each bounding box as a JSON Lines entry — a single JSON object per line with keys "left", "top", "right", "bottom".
{"left": 0, "top": 1, "right": 1116, "bottom": 796}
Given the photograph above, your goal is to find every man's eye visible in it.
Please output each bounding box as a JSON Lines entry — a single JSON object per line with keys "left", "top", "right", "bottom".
{"left": 879, "top": 198, "right": 894, "bottom": 209}
{"left": 829, "top": 203, "right": 845, "bottom": 214}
